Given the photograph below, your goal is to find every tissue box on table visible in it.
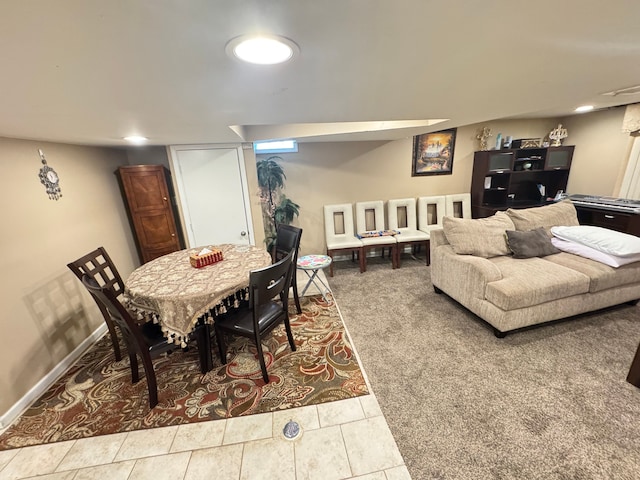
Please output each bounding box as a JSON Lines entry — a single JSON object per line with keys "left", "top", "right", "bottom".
{"left": 189, "top": 247, "right": 224, "bottom": 268}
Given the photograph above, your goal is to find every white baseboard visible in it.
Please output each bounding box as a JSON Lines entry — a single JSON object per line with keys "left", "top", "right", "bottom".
{"left": 0, "top": 325, "right": 107, "bottom": 431}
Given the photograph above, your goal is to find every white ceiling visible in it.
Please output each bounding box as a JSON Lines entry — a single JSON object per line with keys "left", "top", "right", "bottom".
{"left": 2, "top": 1, "right": 640, "bottom": 147}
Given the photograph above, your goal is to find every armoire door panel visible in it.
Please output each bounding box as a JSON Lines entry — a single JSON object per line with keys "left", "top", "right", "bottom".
{"left": 117, "top": 165, "right": 184, "bottom": 264}
{"left": 127, "top": 173, "right": 169, "bottom": 211}
{"left": 137, "top": 212, "right": 178, "bottom": 247}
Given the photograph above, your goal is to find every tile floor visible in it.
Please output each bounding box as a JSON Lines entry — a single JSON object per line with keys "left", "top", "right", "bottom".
{"left": 0, "top": 394, "right": 410, "bottom": 480}
{"left": 0, "top": 269, "right": 412, "bottom": 480}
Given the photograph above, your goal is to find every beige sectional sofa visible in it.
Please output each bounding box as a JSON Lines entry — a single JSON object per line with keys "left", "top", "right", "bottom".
{"left": 430, "top": 201, "right": 640, "bottom": 337}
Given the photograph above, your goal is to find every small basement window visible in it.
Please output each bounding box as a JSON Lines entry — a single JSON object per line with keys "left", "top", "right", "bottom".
{"left": 254, "top": 140, "right": 298, "bottom": 154}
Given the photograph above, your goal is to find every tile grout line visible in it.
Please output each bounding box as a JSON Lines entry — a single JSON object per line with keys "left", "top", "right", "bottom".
{"left": 338, "top": 423, "right": 355, "bottom": 479}
{"left": 70, "top": 459, "right": 136, "bottom": 480}
{"left": 113, "top": 431, "right": 130, "bottom": 464}
{"left": 292, "top": 430, "right": 298, "bottom": 480}
{"left": 168, "top": 424, "right": 180, "bottom": 454}
{"left": 0, "top": 448, "right": 20, "bottom": 475}
{"left": 179, "top": 450, "right": 193, "bottom": 480}
{"left": 52, "top": 440, "right": 77, "bottom": 476}
{"left": 125, "top": 459, "right": 134, "bottom": 480}
{"left": 237, "top": 443, "right": 246, "bottom": 480}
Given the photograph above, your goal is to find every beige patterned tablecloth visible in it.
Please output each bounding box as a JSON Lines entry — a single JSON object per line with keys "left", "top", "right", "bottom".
{"left": 124, "top": 244, "right": 271, "bottom": 345}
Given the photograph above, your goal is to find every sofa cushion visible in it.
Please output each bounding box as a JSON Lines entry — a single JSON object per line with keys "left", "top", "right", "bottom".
{"left": 485, "top": 256, "right": 590, "bottom": 310}
{"left": 443, "top": 211, "right": 514, "bottom": 258}
{"left": 506, "top": 200, "right": 579, "bottom": 233}
{"left": 544, "top": 252, "right": 640, "bottom": 293}
{"left": 506, "top": 227, "right": 561, "bottom": 258}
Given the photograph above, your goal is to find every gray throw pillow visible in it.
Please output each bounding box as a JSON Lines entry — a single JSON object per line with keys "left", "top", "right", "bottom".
{"left": 505, "top": 227, "right": 561, "bottom": 259}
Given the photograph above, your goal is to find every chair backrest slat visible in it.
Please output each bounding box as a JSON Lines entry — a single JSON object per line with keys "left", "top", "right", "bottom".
{"left": 324, "top": 203, "right": 356, "bottom": 240}
{"left": 417, "top": 196, "right": 446, "bottom": 233}
{"left": 355, "top": 200, "right": 386, "bottom": 233}
{"left": 250, "top": 249, "right": 294, "bottom": 309}
{"left": 388, "top": 198, "right": 418, "bottom": 231}
{"left": 445, "top": 193, "right": 472, "bottom": 219}
{"left": 67, "top": 247, "right": 124, "bottom": 298}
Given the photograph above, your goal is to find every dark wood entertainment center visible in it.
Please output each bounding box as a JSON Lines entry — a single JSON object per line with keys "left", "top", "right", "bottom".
{"left": 573, "top": 203, "right": 640, "bottom": 236}
{"left": 470, "top": 146, "right": 640, "bottom": 236}
{"left": 471, "top": 145, "right": 574, "bottom": 218}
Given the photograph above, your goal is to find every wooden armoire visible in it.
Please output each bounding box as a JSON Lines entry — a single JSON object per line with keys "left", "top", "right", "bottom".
{"left": 116, "top": 165, "right": 184, "bottom": 263}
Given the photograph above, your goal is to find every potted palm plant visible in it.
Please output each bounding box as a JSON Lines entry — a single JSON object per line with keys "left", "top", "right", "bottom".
{"left": 274, "top": 195, "right": 300, "bottom": 225}
{"left": 257, "top": 156, "right": 300, "bottom": 251}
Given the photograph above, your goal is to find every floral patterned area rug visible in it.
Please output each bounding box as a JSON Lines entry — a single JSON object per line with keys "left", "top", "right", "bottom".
{"left": 0, "top": 295, "right": 368, "bottom": 450}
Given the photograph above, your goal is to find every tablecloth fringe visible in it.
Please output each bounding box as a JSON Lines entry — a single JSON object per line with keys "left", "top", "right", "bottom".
{"left": 204, "top": 287, "right": 249, "bottom": 320}
{"left": 124, "top": 287, "right": 250, "bottom": 349}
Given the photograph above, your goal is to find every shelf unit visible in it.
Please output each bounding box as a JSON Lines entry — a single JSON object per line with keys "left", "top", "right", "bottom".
{"left": 471, "top": 146, "right": 574, "bottom": 218}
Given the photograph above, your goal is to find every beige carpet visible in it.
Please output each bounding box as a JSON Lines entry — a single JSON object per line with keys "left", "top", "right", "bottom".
{"left": 328, "top": 254, "right": 640, "bottom": 480}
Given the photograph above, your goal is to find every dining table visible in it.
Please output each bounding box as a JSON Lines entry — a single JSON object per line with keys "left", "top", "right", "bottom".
{"left": 123, "top": 243, "right": 272, "bottom": 373}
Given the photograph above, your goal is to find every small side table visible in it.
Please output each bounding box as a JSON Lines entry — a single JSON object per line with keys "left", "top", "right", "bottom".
{"left": 297, "top": 255, "right": 333, "bottom": 303}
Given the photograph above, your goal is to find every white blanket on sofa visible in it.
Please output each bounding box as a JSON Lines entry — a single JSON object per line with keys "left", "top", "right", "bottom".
{"left": 550, "top": 225, "right": 640, "bottom": 267}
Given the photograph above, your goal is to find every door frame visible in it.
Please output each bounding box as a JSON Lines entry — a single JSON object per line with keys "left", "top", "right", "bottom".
{"left": 167, "top": 144, "right": 256, "bottom": 247}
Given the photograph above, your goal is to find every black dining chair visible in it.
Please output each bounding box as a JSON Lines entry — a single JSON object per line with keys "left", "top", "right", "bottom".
{"left": 272, "top": 224, "right": 303, "bottom": 314}
{"left": 67, "top": 247, "right": 127, "bottom": 361}
{"left": 215, "top": 250, "right": 296, "bottom": 383}
{"left": 82, "top": 274, "right": 177, "bottom": 408}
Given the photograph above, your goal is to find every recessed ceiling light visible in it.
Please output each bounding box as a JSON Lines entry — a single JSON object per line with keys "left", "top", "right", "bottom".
{"left": 226, "top": 34, "right": 299, "bottom": 65}
{"left": 575, "top": 105, "right": 594, "bottom": 113}
{"left": 123, "top": 135, "right": 148, "bottom": 145}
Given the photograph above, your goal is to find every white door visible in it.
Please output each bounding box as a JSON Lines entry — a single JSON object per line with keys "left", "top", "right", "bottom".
{"left": 169, "top": 145, "right": 254, "bottom": 247}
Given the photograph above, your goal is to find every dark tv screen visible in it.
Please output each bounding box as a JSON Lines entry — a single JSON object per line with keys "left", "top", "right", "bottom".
{"left": 488, "top": 153, "right": 511, "bottom": 171}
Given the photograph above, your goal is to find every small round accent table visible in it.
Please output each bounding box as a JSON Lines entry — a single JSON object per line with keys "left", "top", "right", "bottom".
{"left": 297, "top": 254, "right": 333, "bottom": 303}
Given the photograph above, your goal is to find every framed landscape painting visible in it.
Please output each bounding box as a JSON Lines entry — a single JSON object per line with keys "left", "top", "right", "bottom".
{"left": 412, "top": 128, "right": 457, "bottom": 176}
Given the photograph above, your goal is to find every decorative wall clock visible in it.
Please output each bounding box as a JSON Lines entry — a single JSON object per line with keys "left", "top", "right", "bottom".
{"left": 38, "top": 149, "right": 62, "bottom": 200}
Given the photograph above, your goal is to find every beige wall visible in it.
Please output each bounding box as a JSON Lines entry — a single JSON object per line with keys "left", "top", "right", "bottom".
{"left": 125, "top": 146, "right": 171, "bottom": 169}
{"left": 561, "top": 106, "right": 631, "bottom": 196}
{"left": 254, "top": 114, "right": 633, "bottom": 256}
{"left": 0, "top": 137, "right": 136, "bottom": 416}
{"left": 257, "top": 118, "right": 561, "bottom": 256}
